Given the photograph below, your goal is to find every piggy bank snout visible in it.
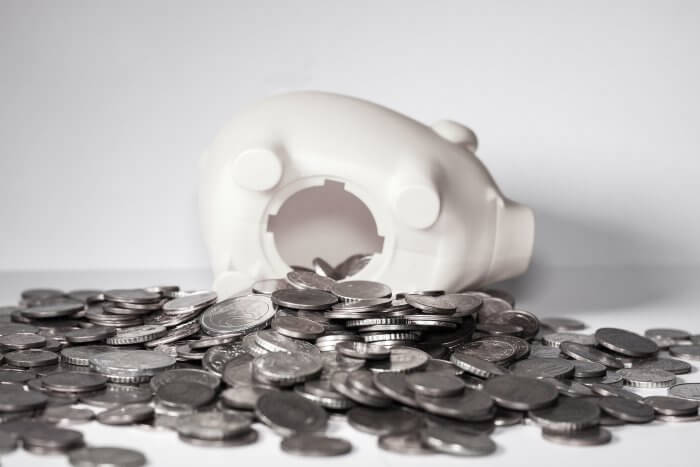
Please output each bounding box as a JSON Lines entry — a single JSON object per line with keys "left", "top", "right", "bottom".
{"left": 485, "top": 200, "right": 535, "bottom": 284}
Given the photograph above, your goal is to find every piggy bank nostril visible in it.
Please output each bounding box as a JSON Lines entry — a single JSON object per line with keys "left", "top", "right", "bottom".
{"left": 231, "top": 148, "right": 282, "bottom": 191}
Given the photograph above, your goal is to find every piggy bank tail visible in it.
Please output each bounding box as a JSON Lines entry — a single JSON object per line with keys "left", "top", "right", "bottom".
{"left": 483, "top": 199, "right": 535, "bottom": 284}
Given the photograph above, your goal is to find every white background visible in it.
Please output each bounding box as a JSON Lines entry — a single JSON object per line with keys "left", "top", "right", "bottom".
{"left": 1, "top": 2, "right": 700, "bottom": 466}
{"left": 1, "top": 0, "right": 699, "bottom": 274}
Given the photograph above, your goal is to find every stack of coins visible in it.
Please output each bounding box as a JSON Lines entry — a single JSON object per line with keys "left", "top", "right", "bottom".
{"left": 1, "top": 264, "right": 700, "bottom": 463}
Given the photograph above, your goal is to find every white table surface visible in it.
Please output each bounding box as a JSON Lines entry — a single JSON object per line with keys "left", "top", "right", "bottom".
{"left": 0, "top": 268, "right": 699, "bottom": 467}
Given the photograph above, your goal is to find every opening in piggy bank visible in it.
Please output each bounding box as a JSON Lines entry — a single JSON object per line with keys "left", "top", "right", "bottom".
{"left": 266, "top": 179, "right": 384, "bottom": 274}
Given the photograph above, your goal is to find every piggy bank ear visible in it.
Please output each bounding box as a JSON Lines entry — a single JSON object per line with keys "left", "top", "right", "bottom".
{"left": 231, "top": 148, "right": 283, "bottom": 191}
{"left": 431, "top": 120, "right": 478, "bottom": 152}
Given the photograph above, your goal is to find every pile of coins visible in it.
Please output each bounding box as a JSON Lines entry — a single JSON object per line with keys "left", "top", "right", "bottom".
{"left": 1, "top": 269, "right": 700, "bottom": 464}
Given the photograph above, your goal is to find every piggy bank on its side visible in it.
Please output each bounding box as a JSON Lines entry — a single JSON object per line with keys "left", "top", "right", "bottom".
{"left": 199, "top": 91, "right": 534, "bottom": 298}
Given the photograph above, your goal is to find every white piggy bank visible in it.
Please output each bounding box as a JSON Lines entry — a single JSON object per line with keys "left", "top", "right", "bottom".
{"left": 199, "top": 91, "right": 534, "bottom": 298}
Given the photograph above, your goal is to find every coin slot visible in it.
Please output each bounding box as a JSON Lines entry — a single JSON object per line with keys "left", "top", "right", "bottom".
{"left": 267, "top": 180, "right": 384, "bottom": 275}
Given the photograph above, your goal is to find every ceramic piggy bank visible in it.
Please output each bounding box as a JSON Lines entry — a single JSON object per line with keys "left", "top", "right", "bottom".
{"left": 199, "top": 91, "right": 534, "bottom": 298}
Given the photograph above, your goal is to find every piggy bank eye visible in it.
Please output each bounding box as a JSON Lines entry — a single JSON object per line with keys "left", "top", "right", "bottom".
{"left": 231, "top": 148, "right": 283, "bottom": 191}
{"left": 431, "top": 120, "right": 478, "bottom": 152}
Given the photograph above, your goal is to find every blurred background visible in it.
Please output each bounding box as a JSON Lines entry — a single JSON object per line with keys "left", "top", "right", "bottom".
{"left": 1, "top": 0, "right": 698, "bottom": 314}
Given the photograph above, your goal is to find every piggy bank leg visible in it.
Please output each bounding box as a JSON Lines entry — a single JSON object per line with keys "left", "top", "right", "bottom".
{"left": 213, "top": 270, "right": 254, "bottom": 299}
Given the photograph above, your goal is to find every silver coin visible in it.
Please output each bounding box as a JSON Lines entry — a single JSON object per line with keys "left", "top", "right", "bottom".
{"left": 312, "top": 257, "right": 341, "bottom": 279}
{"left": 68, "top": 446, "right": 147, "bottom": 467}
{"left": 529, "top": 397, "right": 600, "bottom": 432}
{"left": 572, "top": 360, "right": 607, "bottom": 378}
{"left": 542, "top": 332, "right": 596, "bottom": 348}
{"left": 143, "top": 320, "right": 200, "bottom": 348}
{"left": 17, "top": 423, "right": 85, "bottom": 453}
{"left": 484, "top": 309, "right": 539, "bottom": 339}
{"left": 334, "top": 254, "right": 373, "bottom": 279}
{"left": 331, "top": 280, "right": 392, "bottom": 302}
{"left": 296, "top": 379, "right": 353, "bottom": 410}
{"left": 335, "top": 341, "right": 390, "bottom": 360}
{"left": 255, "top": 391, "right": 328, "bottom": 436}
{"left": 162, "top": 291, "right": 217, "bottom": 314}
{"left": 483, "top": 375, "right": 558, "bottom": 410}
{"left": 346, "top": 370, "right": 392, "bottom": 400}
{"left": 655, "top": 413, "right": 700, "bottom": 422}
{"left": 286, "top": 270, "right": 337, "bottom": 292}
{"left": 405, "top": 294, "right": 456, "bottom": 315}
{"left": 203, "top": 342, "right": 248, "bottom": 376}
{"left": 330, "top": 371, "right": 392, "bottom": 407}
{"left": 365, "top": 346, "right": 430, "bottom": 373}
{"left": 420, "top": 425, "right": 496, "bottom": 456}
{"left": 598, "top": 396, "right": 654, "bottom": 423}
{"left": 0, "top": 323, "right": 39, "bottom": 336}
{"left": 281, "top": 433, "right": 352, "bottom": 457}
{"left": 103, "top": 289, "right": 160, "bottom": 304}
{"left": 450, "top": 353, "right": 506, "bottom": 378}
{"left": 477, "top": 297, "right": 512, "bottom": 322}
{"left": 21, "top": 302, "right": 84, "bottom": 319}
{"left": 0, "top": 388, "right": 48, "bottom": 412}
{"left": 644, "top": 396, "right": 698, "bottom": 416}
{"left": 96, "top": 404, "right": 154, "bottom": 425}
{"left": 0, "top": 333, "right": 47, "bottom": 350}
{"left": 559, "top": 342, "right": 624, "bottom": 369}
{"left": 41, "top": 405, "right": 95, "bottom": 424}
{"left": 221, "top": 385, "right": 276, "bottom": 410}
{"left": 617, "top": 368, "right": 675, "bottom": 388}
{"left": 271, "top": 288, "right": 338, "bottom": 310}
{"left": 0, "top": 431, "right": 18, "bottom": 454}
{"left": 251, "top": 278, "right": 289, "bottom": 295}
{"left": 332, "top": 297, "right": 393, "bottom": 312}
{"left": 644, "top": 328, "right": 689, "bottom": 342}
{"left": 632, "top": 357, "right": 691, "bottom": 375}
{"left": 150, "top": 368, "right": 220, "bottom": 393}
{"left": 5, "top": 349, "right": 59, "bottom": 367}
{"left": 371, "top": 372, "right": 418, "bottom": 407}
{"left": 589, "top": 383, "right": 643, "bottom": 401}
{"left": 541, "top": 426, "right": 611, "bottom": 446}
{"left": 253, "top": 351, "right": 322, "bottom": 386}
{"left": 60, "top": 346, "right": 116, "bottom": 367}
{"left": 378, "top": 431, "right": 433, "bottom": 455}
{"left": 191, "top": 334, "right": 239, "bottom": 350}
{"left": 21, "top": 288, "right": 65, "bottom": 302}
{"left": 178, "top": 428, "right": 259, "bottom": 447}
{"left": 89, "top": 350, "right": 175, "bottom": 382}
{"left": 176, "top": 411, "right": 252, "bottom": 440}
{"left": 414, "top": 389, "right": 495, "bottom": 421}
{"left": 79, "top": 383, "right": 152, "bottom": 408}
{"left": 452, "top": 340, "right": 516, "bottom": 364}
{"left": 441, "top": 293, "right": 482, "bottom": 318}
{"left": 669, "top": 383, "right": 700, "bottom": 401}
{"left": 155, "top": 380, "right": 216, "bottom": 410}
{"left": 105, "top": 325, "right": 167, "bottom": 345}
{"left": 64, "top": 326, "right": 117, "bottom": 344}
{"left": 271, "top": 315, "right": 325, "bottom": 339}
{"left": 494, "top": 408, "right": 525, "bottom": 426}
{"left": 540, "top": 317, "right": 586, "bottom": 332}
{"left": 669, "top": 344, "right": 700, "bottom": 360}
{"left": 510, "top": 358, "right": 575, "bottom": 379}
{"left": 255, "top": 330, "right": 321, "bottom": 356}
{"left": 347, "top": 406, "right": 422, "bottom": 435}
{"left": 200, "top": 295, "right": 276, "bottom": 336}
{"left": 41, "top": 372, "right": 108, "bottom": 393}
{"left": 595, "top": 327, "right": 658, "bottom": 357}
{"left": 476, "top": 322, "right": 524, "bottom": 336}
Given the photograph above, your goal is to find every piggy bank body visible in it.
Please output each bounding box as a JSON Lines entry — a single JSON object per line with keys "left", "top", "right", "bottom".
{"left": 199, "top": 91, "right": 534, "bottom": 298}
